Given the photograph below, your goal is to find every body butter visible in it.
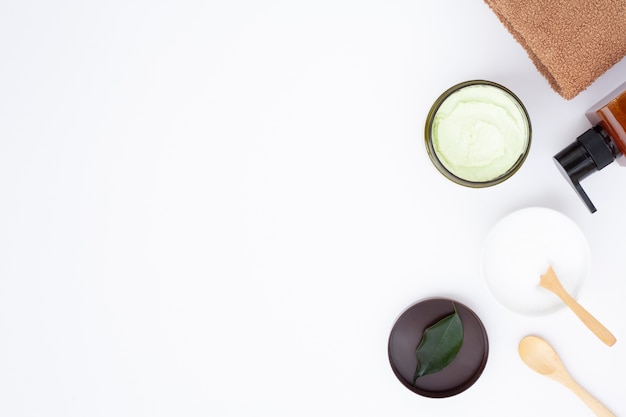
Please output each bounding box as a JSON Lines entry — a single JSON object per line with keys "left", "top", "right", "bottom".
{"left": 425, "top": 80, "right": 531, "bottom": 186}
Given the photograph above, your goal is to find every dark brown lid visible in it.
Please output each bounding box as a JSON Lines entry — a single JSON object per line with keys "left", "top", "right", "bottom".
{"left": 388, "top": 297, "right": 489, "bottom": 398}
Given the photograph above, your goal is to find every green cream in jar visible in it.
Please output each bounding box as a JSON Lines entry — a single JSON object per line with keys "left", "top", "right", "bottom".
{"left": 425, "top": 81, "right": 531, "bottom": 186}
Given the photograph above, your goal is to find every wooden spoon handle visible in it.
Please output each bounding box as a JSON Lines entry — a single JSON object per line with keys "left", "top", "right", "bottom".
{"left": 556, "top": 289, "right": 616, "bottom": 347}
{"left": 563, "top": 377, "right": 616, "bottom": 417}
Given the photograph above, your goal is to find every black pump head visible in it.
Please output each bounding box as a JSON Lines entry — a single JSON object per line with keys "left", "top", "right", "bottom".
{"left": 553, "top": 126, "right": 619, "bottom": 213}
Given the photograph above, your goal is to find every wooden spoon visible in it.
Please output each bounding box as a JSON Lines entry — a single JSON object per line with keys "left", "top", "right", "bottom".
{"left": 540, "top": 266, "right": 616, "bottom": 347}
{"left": 518, "top": 336, "right": 615, "bottom": 417}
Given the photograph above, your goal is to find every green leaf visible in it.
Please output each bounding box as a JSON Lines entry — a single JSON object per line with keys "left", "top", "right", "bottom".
{"left": 413, "top": 303, "right": 464, "bottom": 384}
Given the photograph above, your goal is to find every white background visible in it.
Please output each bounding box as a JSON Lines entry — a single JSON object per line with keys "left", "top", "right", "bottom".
{"left": 1, "top": 1, "right": 625, "bottom": 416}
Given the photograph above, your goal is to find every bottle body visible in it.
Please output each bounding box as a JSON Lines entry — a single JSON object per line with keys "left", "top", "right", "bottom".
{"left": 586, "top": 81, "right": 626, "bottom": 156}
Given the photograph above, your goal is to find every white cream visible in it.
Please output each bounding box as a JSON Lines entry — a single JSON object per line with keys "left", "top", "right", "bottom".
{"left": 481, "top": 207, "right": 589, "bottom": 316}
{"left": 431, "top": 84, "right": 529, "bottom": 183}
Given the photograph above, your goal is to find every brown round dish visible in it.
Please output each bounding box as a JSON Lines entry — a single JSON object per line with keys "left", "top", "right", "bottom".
{"left": 388, "top": 297, "right": 489, "bottom": 398}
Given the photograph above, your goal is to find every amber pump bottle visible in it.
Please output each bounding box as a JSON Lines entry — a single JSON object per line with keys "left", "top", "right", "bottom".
{"left": 554, "top": 83, "right": 626, "bottom": 213}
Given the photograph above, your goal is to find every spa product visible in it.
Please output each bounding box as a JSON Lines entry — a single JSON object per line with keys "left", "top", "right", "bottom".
{"left": 425, "top": 80, "right": 531, "bottom": 187}
{"left": 388, "top": 298, "right": 488, "bottom": 398}
{"left": 481, "top": 207, "right": 590, "bottom": 316}
{"left": 554, "top": 82, "right": 626, "bottom": 212}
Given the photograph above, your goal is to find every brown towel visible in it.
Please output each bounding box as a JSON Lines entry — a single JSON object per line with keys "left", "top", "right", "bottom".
{"left": 484, "top": 0, "right": 626, "bottom": 99}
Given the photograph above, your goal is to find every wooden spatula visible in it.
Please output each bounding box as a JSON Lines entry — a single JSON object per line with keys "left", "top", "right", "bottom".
{"left": 540, "top": 266, "right": 616, "bottom": 346}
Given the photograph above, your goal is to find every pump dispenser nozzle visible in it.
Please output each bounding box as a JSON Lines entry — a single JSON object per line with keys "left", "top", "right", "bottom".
{"left": 554, "top": 126, "right": 618, "bottom": 213}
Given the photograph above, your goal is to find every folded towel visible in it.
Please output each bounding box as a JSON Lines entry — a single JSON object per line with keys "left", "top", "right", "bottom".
{"left": 484, "top": 0, "right": 626, "bottom": 99}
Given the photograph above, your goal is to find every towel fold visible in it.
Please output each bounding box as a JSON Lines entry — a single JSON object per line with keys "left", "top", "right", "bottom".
{"left": 484, "top": 0, "right": 626, "bottom": 99}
